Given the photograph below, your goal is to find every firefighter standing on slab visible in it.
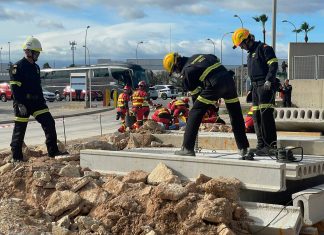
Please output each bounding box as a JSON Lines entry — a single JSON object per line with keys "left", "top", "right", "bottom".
{"left": 232, "top": 28, "right": 278, "bottom": 156}
{"left": 163, "top": 52, "right": 250, "bottom": 159}
{"left": 9, "top": 36, "right": 65, "bottom": 162}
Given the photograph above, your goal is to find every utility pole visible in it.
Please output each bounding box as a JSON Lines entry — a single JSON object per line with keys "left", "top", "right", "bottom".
{"left": 69, "top": 41, "right": 77, "bottom": 66}
{"left": 272, "top": 0, "right": 277, "bottom": 52}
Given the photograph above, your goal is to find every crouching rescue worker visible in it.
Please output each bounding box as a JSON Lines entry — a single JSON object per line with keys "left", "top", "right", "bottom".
{"left": 116, "top": 85, "right": 132, "bottom": 133}
{"left": 151, "top": 104, "right": 172, "bottom": 129}
{"left": 232, "top": 28, "right": 278, "bottom": 156}
{"left": 163, "top": 52, "right": 250, "bottom": 159}
{"left": 9, "top": 36, "right": 66, "bottom": 162}
{"left": 131, "top": 81, "right": 151, "bottom": 129}
{"left": 202, "top": 102, "right": 226, "bottom": 124}
{"left": 169, "top": 98, "right": 189, "bottom": 127}
{"left": 245, "top": 106, "right": 254, "bottom": 133}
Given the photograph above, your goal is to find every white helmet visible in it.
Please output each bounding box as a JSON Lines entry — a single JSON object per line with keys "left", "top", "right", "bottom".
{"left": 22, "top": 36, "right": 42, "bottom": 52}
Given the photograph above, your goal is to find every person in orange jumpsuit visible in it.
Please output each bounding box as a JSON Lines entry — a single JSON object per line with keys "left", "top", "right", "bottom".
{"left": 131, "top": 81, "right": 152, "bottom": 129}
{"left": 116, "top": 85, "right": 132, "bottom": 133}
{"left": 151, "top": 104, "right": 173, "bottom": 129}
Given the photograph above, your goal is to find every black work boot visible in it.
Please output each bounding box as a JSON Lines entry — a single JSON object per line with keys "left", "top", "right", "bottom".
{"left": 174, "top": 147, "right": 195, "bottom": 157}
{"left": 239, "top": 148, "right": 254, "bottom": 160}
{"left": 48, "top": 150, "right": 69, "bottom": 158}
{"left": 255, "top": 146, "right": 276, "bottom": 156}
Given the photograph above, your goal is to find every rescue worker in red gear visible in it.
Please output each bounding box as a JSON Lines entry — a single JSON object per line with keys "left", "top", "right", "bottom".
{"left": 245, "top": 106, "right": 254, "bottom": 133}
{"left": 202, "top": 103, "right": 226, "bottom": 124}
{"left": 9, "top": 36, "right": 66, "bottom": 162}
{"left": 182, "top": 97, "right": 190, "bottom": 108}
{"left": 163, "top": 52, "right": 250, "bottom": 159}
{"left": 169, "top": 98, "right": 189, "bottom": 127}
{"left": 116, "top": 85, "right": 132, "bottom": 133}
{"left": 151, "top": 104, "right": 172, "bottom": 129}
{"left": 131, "top": 81, "right": 151, "bottom": 129}
{"left": 233, "top": 28, "right": 278, "bottom": 156}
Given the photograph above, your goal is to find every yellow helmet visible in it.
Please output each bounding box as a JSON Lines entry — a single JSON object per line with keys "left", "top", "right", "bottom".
{"left": 22, "top": 36, "right": 42, "bottom": 52}
{"left": 232, "top": 28, "right": 250, "bottom": 47}
{"left": 163, "top": 52, "right": 178, "bottom": 75}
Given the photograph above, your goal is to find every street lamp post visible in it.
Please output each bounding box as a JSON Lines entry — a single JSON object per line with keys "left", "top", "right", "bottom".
{"left": 282, "top": 20, "right": 297, "bottom": 43}
{"left": 84, "top": 26, "right": 90, "bottom": 66}
{"left": 83, "top": 45, "right": 90, "bottom": 66}
{"left": 206, "top": 38, "right": 216, "bottom": 55}
{"left": 8, "top": 42, "right": 11, "bottom": 65}
{"left": 220, "top": 32, "right": 234, "bottom": 63}
{"left": 136, "top": 41, "right": 143, "bottom": 65}
{"left": 234, "top": 14, "right": 244, "bottom": 96}
{"left": 70, "top": 41, "right": 77, "bottom": 66}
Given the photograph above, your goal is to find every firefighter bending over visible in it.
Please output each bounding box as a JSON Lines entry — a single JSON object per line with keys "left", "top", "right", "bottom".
{"left": 163, "top": 52, "right": 250, "bottom": 159}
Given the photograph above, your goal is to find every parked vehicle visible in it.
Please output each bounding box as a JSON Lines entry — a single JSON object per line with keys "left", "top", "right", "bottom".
{"left": 149, "top": 87, "right": 158, "bottom": 100}
{"left": 154, "top": 85, "right": 178, "bottom": 100}
{"left": 62, "top": 85, "right": 103, "bottom": 101}
{"left": 0, "top": 82, "right": 12, "bottom": 102}
{"left": 42, "top": 88, "right": 56, "bottom": 102}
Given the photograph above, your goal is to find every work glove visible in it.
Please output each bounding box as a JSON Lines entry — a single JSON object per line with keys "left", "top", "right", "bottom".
{"left": 18, "top": 104, "right": 27, "bottom": 116}
{"left": 263, "top": 81, "right": 271, "bottom": 90}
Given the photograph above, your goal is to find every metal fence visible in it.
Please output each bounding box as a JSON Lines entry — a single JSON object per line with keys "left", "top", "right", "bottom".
{"left": 293, "top": 55, "right": 324, "bottom": 80}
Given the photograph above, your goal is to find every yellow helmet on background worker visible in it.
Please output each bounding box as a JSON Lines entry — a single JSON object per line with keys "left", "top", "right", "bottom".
{"left": 232, "top": 28, "right": 250, "bottom": 48}
{"left": 22, "top": 36, "right": 42, "bottom": 52}
{"left": 163, "top": 52, "right": 179, "bottom": 75}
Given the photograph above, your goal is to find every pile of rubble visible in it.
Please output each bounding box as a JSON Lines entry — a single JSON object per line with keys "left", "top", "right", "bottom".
{"left": 0, "top": 132, "right": 252, "bottom": 234}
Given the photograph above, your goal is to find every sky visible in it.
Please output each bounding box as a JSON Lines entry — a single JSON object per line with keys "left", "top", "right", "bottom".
{"left": 0, "top": 0, "right": 323, "bottom": 68}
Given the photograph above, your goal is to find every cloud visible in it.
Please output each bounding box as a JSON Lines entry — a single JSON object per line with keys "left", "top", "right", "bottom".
{"left": 174, "top": 4, "right": 211, "bottom": 15}
{"left": 37, "top": 19, "right": 65, "bottom": 29}
{"left": 118, "top": 8, "right": 146, "bottom": 20}
{"left": 0, "top": 7, "right": 33, "bottom": 20}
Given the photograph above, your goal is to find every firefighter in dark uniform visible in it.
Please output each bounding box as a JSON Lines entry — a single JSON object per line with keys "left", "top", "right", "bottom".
{"left": 9, "top": 36, "right": 65, "bottom": 162}
{"left": 232, "top": 28, "right": 278, "bottom": 156}
{"left": 163, "top": 52, "right": 250, "bottom": 159}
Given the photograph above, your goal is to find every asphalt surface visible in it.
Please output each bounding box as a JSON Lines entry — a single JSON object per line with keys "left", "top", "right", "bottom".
{"left": 0, "top": 100, "right": 114, "bottom": 124}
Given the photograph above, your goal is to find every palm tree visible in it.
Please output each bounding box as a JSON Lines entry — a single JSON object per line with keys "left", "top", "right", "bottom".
{"left": 294, "top": 22, "right": 315, "bottom": 43}
{"left": 253, "top": 14, "right": 268, "bottom": 44}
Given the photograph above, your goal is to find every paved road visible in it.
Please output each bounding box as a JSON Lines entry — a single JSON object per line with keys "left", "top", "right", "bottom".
{"left": 0, "top": 109, "right": 119, "bottom": 150}
{"left": 0, "top": 97, "right": 177, "bottom": 150}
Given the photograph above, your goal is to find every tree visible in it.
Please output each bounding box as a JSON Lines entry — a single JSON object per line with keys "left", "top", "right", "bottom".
{"left": 253, "top": 14, "right": 268, "bottom": 44}
{"left": 294, "top": 22, "right": 315, "bottom": 43}
{"left": 43, "top": 62, "right": 51, "bottom": 69}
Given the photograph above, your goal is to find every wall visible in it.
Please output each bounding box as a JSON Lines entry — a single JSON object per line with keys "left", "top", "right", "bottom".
{"left": 290, "top": 79, "right": 324, "bottom": 108}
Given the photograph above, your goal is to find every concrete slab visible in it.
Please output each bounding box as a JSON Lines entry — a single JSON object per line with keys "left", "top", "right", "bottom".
{"left": 80, "top": 149, "right": 286, "bottom": 192}
{"left": 128, "top": 147, "right": 324, "bottom": 181}
{"left": 293, "top": 184, "right": 324, "bottom": 225}
{"left": 242, "top": 201, "right": 302, "bottom": 235}
{"left": 152, "top": 132, "right": 324, "bottom": 155}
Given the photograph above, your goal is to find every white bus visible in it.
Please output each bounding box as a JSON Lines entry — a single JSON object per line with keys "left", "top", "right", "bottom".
{"left": 40, "top": 63, "right": 152, "bottom": 100}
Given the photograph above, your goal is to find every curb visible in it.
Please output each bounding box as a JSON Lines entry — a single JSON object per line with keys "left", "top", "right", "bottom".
{"left": 0, "top": 107, "right": 115, "bottom": 125}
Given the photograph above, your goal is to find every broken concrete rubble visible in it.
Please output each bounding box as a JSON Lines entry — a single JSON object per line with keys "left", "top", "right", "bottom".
{"left": 0, "top": 134, "right": 251, "bottom": 234}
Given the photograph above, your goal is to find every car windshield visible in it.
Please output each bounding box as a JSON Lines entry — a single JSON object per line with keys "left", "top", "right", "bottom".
{"left": 42, "top": 88, "right": 50, "bottom": 92}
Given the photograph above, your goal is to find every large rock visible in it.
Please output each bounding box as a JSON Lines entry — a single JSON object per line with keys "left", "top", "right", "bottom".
{"left": 126, "top": 133, "right": 155, "bottom": 148}
{"left": 202, "top": 177, "right": 241, "bottom": 201}
{"left": 103, "top": 178, "right": 128, "bottom": 195}
{"left": 122, "top": 170, "right": 149, "bottom": 183}
{"left": 46, "top": 190, "right": 82, "bottom": 217}
{"left": 79, "top": 182, "right": 109, "bottom": 205}
{"left": 196, "top": 197, "right": 233, "bottom": 224}
{"left": 147, "top": 162, "right": 181, "bottom": 185}
{"left": 59, "top": 165, "right": 81, "bottom": 178}
{"left": 154, "top": 183, "right": 188, "bottom": 201}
